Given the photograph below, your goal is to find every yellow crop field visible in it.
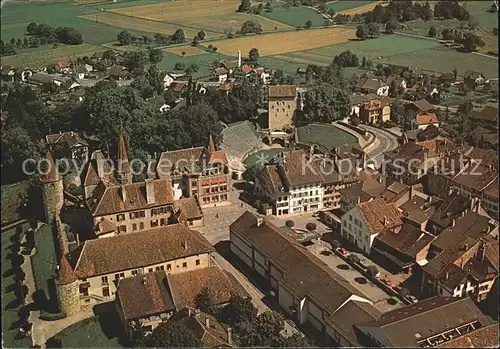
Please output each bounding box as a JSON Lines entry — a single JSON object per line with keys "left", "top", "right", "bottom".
{"left": 206, "top": 27, "right": 356, "bottom": 57}
{"left": 163, "top": 45, "right": 208, "bottom": 56}
{"left": 338, "top": 1, "right": 385, "bottom": 15}
{"left": 80, "top": 12, "right": 220, "bottom": 39}
{"left": 110, "top": 0, "right": 240, "bottom": 21}
{"left": 169, "top": 13, "right": 293, "bottom": 34}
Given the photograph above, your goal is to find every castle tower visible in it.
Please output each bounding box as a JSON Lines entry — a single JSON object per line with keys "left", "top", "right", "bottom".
{"left": 41, "top": 151, "right": 64, "bottom": 224}
{"left": 57, "top": 255, "right": 81, "bottom": 316}
{"left": 115, "top": 134, "right": 132, "bottom": 185}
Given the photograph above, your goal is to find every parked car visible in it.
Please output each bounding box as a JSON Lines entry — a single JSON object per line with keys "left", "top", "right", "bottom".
{"left": 408, "top": 295, "right": 419, "bottom": 304}
{"left": 337, "top": 247, "right": 349, "bottom": 255}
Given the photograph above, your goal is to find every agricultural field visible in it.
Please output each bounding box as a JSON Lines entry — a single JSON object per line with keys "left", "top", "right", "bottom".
{"left": 271, "top": 51, "right": 333, "bottom": 66}
{"left": 167, "top": 13, "right": 293, "bottom": 35}
{"left": 336, "top": 0, "right": 384, "bottom": 15}
{"left": 110, "top": 0, "right": 240, "bottom": 21}
{"left": 203, "top": 27, "right": 356, "bottom": 57}
{"left": 327, "top": 0, "right": 375, "bottom": 12}
{"left": 306, "top": 34, "right": 498, "bottom": 78}
{"left": 1, "top": 43, "right": 107, "bottom": 67}
{"left": 80, "top": 11, "right": 219, "bottom": 39}
{"left": 163, "top": 44, "right": 209, "bottom": 56}
{"left": 260, "top": 5, "right": 326, "bottom": 28}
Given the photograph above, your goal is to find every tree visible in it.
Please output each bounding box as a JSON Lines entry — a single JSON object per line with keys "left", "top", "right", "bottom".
{"left": 16, "top": 38, "right": 22, "bottom": 47}
{"left": 367, "top": 265, "right": 379, "bottom": 277}
{"left": 248, "top": 47, "right": 260, "bottom": 62}
{"left": 171, "top": 29, "right": 186, "bottom": 43}
{"left": 385, "top": 19, "right": 399, "bottom": 34}
{"left": 356, "top": 24, "right": 368, "bottom": 40}
{"left": 240, "top": 20, "right": 263, "bottom": 34}
{"left": 331, "top": 240, "right": 340, "bottom": 249}
{"left": 304, "top": 20, "right": 312, "bottom": 29}
{"left": 361, "top": 56, "right": 367, "bottom": 68}
{"left": 367, "top": 22, "right": 380, "bottom": 38}
{"left": 123, "top": 51, "right": 147, "bottom": 72}
{"left": 174, "top": 62, "right": 185, "bottom": 70}
{"left": 26, "top": 22, "right": 38, "bottom": 35}
{"left": 141, "top": 318, "right": 202, "bottom": 347}
{"left": 285, "top": 220, "right": 295, "bottom": 228}
{"left": 452, "top": 67, "right": 458, "bottom": 81}
{"left": 428, "top": 26, "right": 437, "bottom": 37}
{"left": 197, "top": 30, "right": 206, "bottom": 40}
{"left": 457, "top": 31, "right": 485, "bottom": 52}
{"left": 305, "top": 222, "right": 317, "bottom": 231}
{"left": 23, "top": 37, "right": 29, "bottom": 47}
{"left": 222, "top": 294, "right": 258, "bottom": 325}
{"left": 441, "top": 28, "right": 456, "bottom": 40}
{"left": 332, "top": 50, "right": 359, "bottom": 67}
{"left": 148, "top": 48, "right": 163, "bottom": 64}
{"left": 55, "top": 27, "right": 83, "bottom": 45}
{"left": 238, "top": 0, "right": 251, "bottom": 12}
{"left": 117, "top": 30, "right": 132, "bottom": 45}
{"left": 301, "top": 83, "right": 350, "bottom": 124}
{"left": 421, "top": 1, "right": 433, "bottom": 21}
{"left": 318, "top": 2, "right": 327, "bottom": 13}
{"left": 254, "top": 311, "right": 284, "bottom": 342}
{"left": 273, "top": 333, "right": 312, "bottom": 347}
{"left": 347, "top": 254, "right": 360, "bottom": 264}
{"left": 10, "top": 37, "right": 16, "bottom": 45}
{"left": 327, "top": 9, "right": 336, "bottom": 18}
{"left": 195, "top": 287, "right": 216, "bottom": 314}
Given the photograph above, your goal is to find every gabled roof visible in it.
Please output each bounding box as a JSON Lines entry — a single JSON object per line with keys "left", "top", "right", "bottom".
{"left": 170, "top": 81, "right": 187, "bottom": 92}
{"left": 356, "top": 77, "right": 387, "bottom": 91}
{"left": 156, "top": 147, "right": 205, "bottom": 178}
{"left": 410, "top": 99, "right": 435, "bottom": 112}
{"left": 238, "top": 64, "right": 253, "bottom": 74}
{"left": 471, "top": 106, "right": 498, "bottom": 122}
{"left": 280, "top": 150, "right": 323, "bottom": 187}
{"left": 174, "top": 197, "right": 203, "bottom": 220}
{"left": 46, "top": 131, "right": 88, "bottom": 147}
{"left": 416, "top": 112, "right": 439, "bottom": 125}
{"left": 213, "top": 67, "right": 228, "bottom": 75}
{"left": 357, "top": 296, "right": 492, "bottom": 347}
{"left": 73, "top": 224, "right": 214, "bottom": 278}
{"left": 437, "top": 323, "right": 500, "bottom": 348}
{"left": 356, "top": 198, "right": 403, "bottom": 233}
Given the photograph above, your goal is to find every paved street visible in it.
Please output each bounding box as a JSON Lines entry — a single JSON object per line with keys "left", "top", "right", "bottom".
{"left": 359, "top": 124, "right": 400, "bottom": 169}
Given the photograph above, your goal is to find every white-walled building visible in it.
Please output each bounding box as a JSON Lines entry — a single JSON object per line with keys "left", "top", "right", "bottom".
{"left": 341, "top": 198, "right": 403, "bottom": 254}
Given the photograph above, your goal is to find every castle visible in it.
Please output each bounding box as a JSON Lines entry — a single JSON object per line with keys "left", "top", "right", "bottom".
{"left": 41, "top": 133, "right": 230, "bottom": 316}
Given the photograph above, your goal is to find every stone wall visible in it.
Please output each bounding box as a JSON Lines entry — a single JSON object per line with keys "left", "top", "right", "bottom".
{"left": 58, "top": 281, "right": 81, "bottom": 316}
{"left": 42, "top": 179, "right": 64, "bottom": 223}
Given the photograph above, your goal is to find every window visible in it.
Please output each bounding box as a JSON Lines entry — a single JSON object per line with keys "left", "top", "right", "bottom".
{"left": 155, "top": 266, "right": 164, "bottom": 271}
{"left": 196, "top": 259, "right": 200, "bottom": 266}
{"left": 116, "top": 214, "right": 125, "bottom": 222}
{"left": 149, "top": 268, "right": 153, "bottom": 273}
{"left": 101, "top": 276, "right": 108, "bottom": 284}
{"left": 167, "top": 264, "right": 171, "bottom": 271}
{"left": 119, "top": 225, "right": 127, "bottom": 233}
{"left": 132, "top": 223, "right": 137, "bottom": 231}
{"left": 139, "top": 222, "right": 144, "bottom": 230}
{"left": 115, "top": 272, "right": 125, "bottom": 279}
{"left": 151, "top": 220, "right": 159, "bottom": 228}
{"left": 130, "top": 211, "right": 146, "bottom": 219}
{"left": 132, "top": 270, "right": 138, "bottom": 276}
{"left": 102, "top": 287, "right": 110, "bottom": 297}
{"left": 160, "top": 218, "right": 167, "bottom": 226}
{"left": 182, "top": 262, "right": 187, "bottom": 268}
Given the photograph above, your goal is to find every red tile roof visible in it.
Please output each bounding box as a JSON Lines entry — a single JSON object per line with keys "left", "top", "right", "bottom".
{"left": 41, "top": 151, "right": 60, "bottom": 183}
{"left": 437, "top": 323, "right": 500, "bottom": 348}
{"left": 59, "top": 255, "right": 77, "bottom": 285}
{"left": 117, "top": 134, "right": 130, "bottom": 176}
{"left": 73, "top": 224, "right": 214, "bottom": 278}
{"left": 268, "top": 85, "right": 297, "bottom": 98}
{"left": 357, "top": 198, "right": 403, "bottom": 233}
{"left": 416, "top": 112, "right": 439, "bottom": 125}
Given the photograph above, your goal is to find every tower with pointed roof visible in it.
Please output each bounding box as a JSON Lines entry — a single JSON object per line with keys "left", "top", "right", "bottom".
{"left": 56, "top": 255, "right": 81, "bottom": 316}
{"left": 41, "top": 151, "right": 64, "bottom": 224}
{"left": 115, "top": 134, "right": 132, "bottom": 185}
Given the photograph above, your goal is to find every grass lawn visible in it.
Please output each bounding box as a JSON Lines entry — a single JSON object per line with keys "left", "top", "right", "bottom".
{"left": 244, "top": 148, "right": 285, "bottom": 169}
{"left": 255, "top": 56, "right": 306, "bottom": 75}
{"left": 1, "top": 182, "right": 29, "bottom": 225}
{"left": 260, "top": 5, "right": 326, "bottom": 28}
{"left": 31, "top": 224, "right": 58, "bottom": 313}
{"left": 49, "top": 312, "right": 124, "bottom": 348}
{"left": 328, "top": 0, "right": 375, "bottom": 12}
{"left": 296, "top": 123, "right": 358, "bottom": 151}
{"left": 1, "top": 223, "right": 32, "bottom": 348}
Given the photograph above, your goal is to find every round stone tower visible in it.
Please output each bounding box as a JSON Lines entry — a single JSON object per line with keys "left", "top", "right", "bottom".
{"left": 57, "top": 255, "right": 81, "bottom": 316}
{"left": 41, "top": 151, "right": 64, "bottom": 224}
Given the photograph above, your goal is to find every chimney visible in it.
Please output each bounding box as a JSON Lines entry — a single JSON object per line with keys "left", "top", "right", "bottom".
{"left": 452, "top": 219, "right": 456, "bottom": 227}
{"left": 205, "top": 316, "right": 210, "bottom": 328}
{"left": 145, "top": 179, "right": 156, "bottom": 204}
{"left": 183, "top": 240, "right": 188, "bottom": 251}
{"left": 120, "top": 185, "right": 127, "bottom": 203}
{"left": 227, "top": 327, "right": 232, "bottom": 345}
{"left": 445, "top": 271, "right": 449, "bottom": 280}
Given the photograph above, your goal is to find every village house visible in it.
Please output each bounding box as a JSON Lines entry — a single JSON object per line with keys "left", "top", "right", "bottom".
{"left": 267, "top": 84, "right": 297, "bottom": 132}
{"left": 230, "top": 211, "right": 380, "bottom": 347}
{"left": 386, "top": 75, "right": 407, "bottom": 91}
{"left": 403, "top": 124, "right": 451, "bottom": 143}
{"left": 233, "top": 64, "right": 253, "bottom": 81}
{"left": 468, "top": 125, "right": 499, "bottom": 151}
{"left": 212, "top": 67, "right": 229, "bottom": 83}
{"left": 406, "top": 99, "right": 435, "bottom": 114}
{"left": 341, "top": 198, "right": 403, "bottom": 254}
{"left": 414, "top": 111, "right": 440, "bottom": 130}
{"left": 59, "top": 223, "right": 215, "bottom": 309}
{"left": 355, "top": 77, "right": 389, "bottom": 97}
{"left": 159, "top": 71, "right": 185, "bottom": 89}
{"left": 470, "top": 106, "right": 498, "bottom": 130}
{"left": 115, "top": 266, "right": 247, "bottom": 339}
{"left": 358, "top": 99, "right": 391, "bottom": 124}
{"left": 155, "top": 135, "right": 231, "bottom": 207}
{"left": 27, "top": 73, "right": 70, "bottom": 87}
{"left": 349, "top": 93, "right": 378, "bottom": 117}
{"left": 464, "top": 70, "right": 485, "bottom": 89}
{"left": 106, "top": 65, "right": 130, "bottom": 80}
{"left": 355, "top": 296, "right": 497, "bottom": 347}
{"left": 169, "top": 81, "right": 187, "bottom": 94}
{"left": 45, "top": 131, "right": 89, "bottom": 164}
{"left": 254, "top": 150, "right": 323, "bottom": 216}
{"left": 421, "top": 211, "right": 498, "bottom": 300}
{"left": 251, "top": 67, "right": 271, "bottom": 84}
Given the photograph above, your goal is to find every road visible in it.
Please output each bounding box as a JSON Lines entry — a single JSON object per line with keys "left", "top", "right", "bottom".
{"left": 358, "top": 124, "right": 399, "bottom": 169}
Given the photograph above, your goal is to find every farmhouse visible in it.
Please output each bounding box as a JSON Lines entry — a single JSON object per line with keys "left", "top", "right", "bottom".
{"left": 267, "top": 84, "right": 297, "bottom": 132}
{"left": 355, "top": 77, "right": 389, "bottom": 97}
{"left": 212, "top": 67, "right": 229, "bottom": 83}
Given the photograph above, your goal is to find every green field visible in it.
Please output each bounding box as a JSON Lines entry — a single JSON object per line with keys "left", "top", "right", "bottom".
{"left": 296, "top": 123, "right": 357, "bottom": 151}
{"left": 156, "top": 51, "right": 233, "bottom": 78}
{"left": 1, "top": 224, "right": 32, "bottom": 349}
{"left": 327, "top": 0, "right": 375, "bottom": 12}
{"left": 260, "top": 5, "right": 326, "bottom": 28}
{"left": 88, "top": 0, "right": 171, "bottom": 10}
